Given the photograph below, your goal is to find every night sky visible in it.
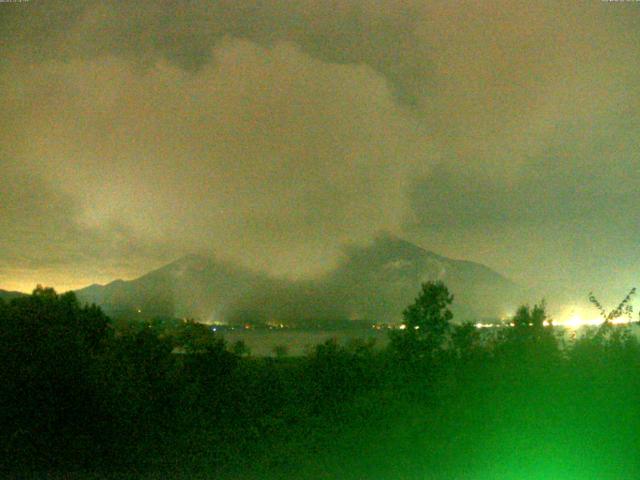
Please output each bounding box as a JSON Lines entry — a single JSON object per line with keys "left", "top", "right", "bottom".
{"left": 1, "top": 1, "right": 639, "bottom": 309}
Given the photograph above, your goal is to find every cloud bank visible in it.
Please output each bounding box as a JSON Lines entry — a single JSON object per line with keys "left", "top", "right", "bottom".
{"left": 1, "top": 0, "right": 639, "bottom": 305}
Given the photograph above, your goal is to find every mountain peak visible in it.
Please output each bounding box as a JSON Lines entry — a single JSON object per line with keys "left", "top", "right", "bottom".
{"left": 373, "top": 232, "right": 431, "bottom": 255}
{"left": 172, "top": 253, "right": 214, "bottom": 266}
{"left": 342, "top": 233, "right": 439, "bottom": 268}
{"left": 74, "top": 236, "right": 525, "bottom": 323}
{"left": 155, "top": 253, "right": 218, "bottom": 275}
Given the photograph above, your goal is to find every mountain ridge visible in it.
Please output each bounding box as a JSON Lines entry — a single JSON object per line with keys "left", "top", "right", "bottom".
{"left": 75, "top": 236, "right": 528, "bottom": 324}
{"left": 0, "top": 289, "right": 27, "bottom": 302}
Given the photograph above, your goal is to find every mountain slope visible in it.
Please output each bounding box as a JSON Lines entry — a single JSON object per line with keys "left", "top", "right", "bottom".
{"left": 76, "top": 237, "right": 528, "bottom": 324}
{"left": 76, "top": 254, "right": 271, "bottom": 321}
{"left": 317, "top": 234, "right": 526, "bottom": 322}
{"left": 0, "top": 289, "right": 27, "bottom": 302}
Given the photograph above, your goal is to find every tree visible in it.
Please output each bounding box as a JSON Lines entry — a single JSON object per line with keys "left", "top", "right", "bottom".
{"left": 173, "top": 319, "right": 225, "bottom": 354}
{"left": 232, "top": 339, "right": 251, "bottom": 357}
{"left": 451, "top": 321, "right": 482, "bottom": 360}
{"left": 272, "top": 344, "right": 289, "bottom": 359}
{"left": 575, "top": 288, "right": 639, "bottom": 361}
{"left": 588, "top": 288, "right": 636, "bottom": 325}
{"left": 389, "top": 281, "right": 454, "bottom": 362}
{"left": 512, "top": 303, "right": 547, "bottom": 329}
{"left": 0, "top": 287, "right": 111, "bottom": 469}
{"left": 498, "top": 301, "right": 559, "bottom": 367}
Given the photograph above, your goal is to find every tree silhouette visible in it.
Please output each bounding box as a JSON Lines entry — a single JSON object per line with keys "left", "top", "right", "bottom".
{"left": 497, "top": 301, "right": 560, "bottom": 371}
{"left": 273, "top": 344, "right": 289, "bottom": 359}
{"left": 451, "top": 321, "right": 482, "bottom": 360}
{"left": 390, "top": 281, "right": 454, "bottom": 362}
{"left": 588, "top": 288, "right": 636, "bottom": 324}
{"left": 512, "top": 303, "right": 547, "bottom": 329}
{"left": 0, "top": 287, "right": 111, "bottom": 469}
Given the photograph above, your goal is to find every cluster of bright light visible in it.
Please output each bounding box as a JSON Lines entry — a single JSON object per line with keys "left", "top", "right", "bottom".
{"left": 560, "top": 313, "right": 603, "bottom": 329}
{"left": 475, "top": 323, "right": 498, "bottom": 329}
{"left": 556, "top": 304, "right": 635, "bottom": 329}
{"left": 473, "top": 305, "right": 636, "bottom": 330}
{"left": 560, "top": 314, "right": 633, "bottom": 328}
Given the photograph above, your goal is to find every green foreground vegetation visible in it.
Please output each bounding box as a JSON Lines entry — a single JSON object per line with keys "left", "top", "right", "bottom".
{"left": 2, "top": 283, "right": 640, "bottom": 479}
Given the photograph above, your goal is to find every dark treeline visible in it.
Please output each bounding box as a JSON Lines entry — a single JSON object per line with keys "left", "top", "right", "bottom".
{"left": 2, "top": 283, "right": 640, "bottom": 479}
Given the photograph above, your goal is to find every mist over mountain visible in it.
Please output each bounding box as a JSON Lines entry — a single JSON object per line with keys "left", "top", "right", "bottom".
{"left": 75, "top": 254, "right": 271, "bottom": 322}
{"left": 76, "top": 235, "right": 527, "bottom": 325}
{"left": 319, "top": 235, "right": 527, "bottom": 322}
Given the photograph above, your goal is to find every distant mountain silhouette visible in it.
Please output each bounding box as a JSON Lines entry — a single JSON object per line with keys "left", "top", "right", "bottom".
{"left": 319, "top": 234, "right": 526, "bottom": 322}
{"left": 0, "top": 289, "right": 27, "bottom": 302}
{"left": 76, "top": 235, "right": 528, "bottom": 324}
{"left": 76, "top": 254, "right": 271, "bottom": 322}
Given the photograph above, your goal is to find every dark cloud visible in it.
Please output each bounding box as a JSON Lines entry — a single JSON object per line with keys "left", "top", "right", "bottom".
{"left": 0, "top": 164, "right": 174, "bottom": 291}
{"left": 407, "top": 122, "right": 640, "bottom": 302}
{"left": 0, "top": 166, "right": 80, "bottom": 267}
{"left": 1, "top": 33, "right": 436, "bottom": 281}
{"left": 1, "top": 0, "right": 430, "bottom": 103}
{"left": 3, "top": 0, "right": 640, "bottom": 112}
{"left": 410, "top": 132, "right": 640, "bottom": 231}
{"left": 1, "top": 0, "right": 640, "bottom": 310}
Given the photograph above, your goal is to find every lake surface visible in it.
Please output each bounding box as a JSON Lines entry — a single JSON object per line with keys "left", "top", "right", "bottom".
{"left": 218, "top": 323, "right": 640, "bottom": 356}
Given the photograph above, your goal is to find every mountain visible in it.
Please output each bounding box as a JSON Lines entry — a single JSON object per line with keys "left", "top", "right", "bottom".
{"left": 76, "top": 236, "right": 528, "bottom": 324}
{"left": 76, "top": 254, "right": 271, "bottom": 322}
{"left": 316, "top": 234, "right": 526, "bottom": 322}
{"left": 0, "top": 289, "right": 27, "bottom": 302}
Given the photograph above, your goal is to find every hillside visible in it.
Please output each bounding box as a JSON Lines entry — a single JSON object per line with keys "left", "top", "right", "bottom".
{"left": 76, "top": 236, "right": 527, "bottom": 324}
{"left": 0, "top": 289, "right": 27, "bottom": 302}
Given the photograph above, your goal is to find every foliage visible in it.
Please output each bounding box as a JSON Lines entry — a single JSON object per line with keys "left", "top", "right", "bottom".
{"left": 588, "top": 287, "right": 636, "bottom": 323}
{"left": 389, "top": 280, "right": 454, "bottom": 363}
{"left": 495, "top": 301, "right": 561, "bottom": 370}
{"left": 4, "top": 283, "right": 640, "bottom": 479}
{"left": 0, "top": 286, "right": 111, "bottom": 468}
{"left": 272, "top": 344, "right": 289, "bottom": 358}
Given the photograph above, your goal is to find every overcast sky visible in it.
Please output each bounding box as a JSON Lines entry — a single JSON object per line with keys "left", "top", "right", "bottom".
{"left": 1, "top": 0, "right": 639, "bottom": 307}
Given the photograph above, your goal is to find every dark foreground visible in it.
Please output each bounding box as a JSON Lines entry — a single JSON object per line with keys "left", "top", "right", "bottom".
{"left": 2, "top": 286, "right": 640, "bottom": 479}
